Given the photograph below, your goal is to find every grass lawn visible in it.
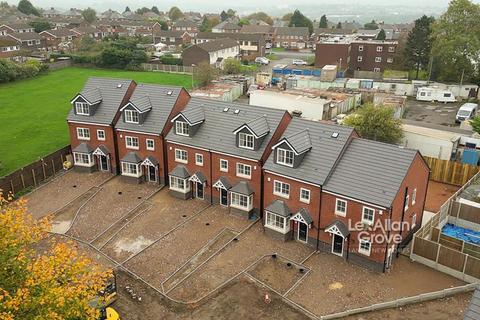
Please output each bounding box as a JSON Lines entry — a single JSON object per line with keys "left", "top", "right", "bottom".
{"left": 0, "top": 67, "right": 193, "bottom": 177}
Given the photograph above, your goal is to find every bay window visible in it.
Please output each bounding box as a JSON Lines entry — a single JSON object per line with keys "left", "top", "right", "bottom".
{"left": 73, "top": 152, "right": 93, "bottom": 167}
{"left": 121, "top": 162, "right": 141, "bottom": 177}
{"left": 230, "top": 192, "right": 253, "bottom": 211}
{"left": 265, "top": 211, "right": 289, "bottom": 233}
{"left": 169, "top": 176, "right": 190, "bottom": 193}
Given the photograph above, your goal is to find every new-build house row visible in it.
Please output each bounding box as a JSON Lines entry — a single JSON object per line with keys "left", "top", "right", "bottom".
{"left": 263, "top": 117, "right": 429, "bottom": 272}
{"left": 67, "top": 77, "right": 136, "bottom": 174}
{"left": 165, "top": 98, "right": 291, "bottom": 218}
{"left": 114, "top": 83, "right": 191, "bottom": 184}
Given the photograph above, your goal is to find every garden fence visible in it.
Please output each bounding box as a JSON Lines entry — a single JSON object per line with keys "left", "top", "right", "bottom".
{"left": 141, "top": 63, "right": 195, "bottom": 74}
{"left": 424, "top": 156, "right": 480, "bottom": 186}
{"left": 0, "top": 145, "right": 71, "bottom": 196}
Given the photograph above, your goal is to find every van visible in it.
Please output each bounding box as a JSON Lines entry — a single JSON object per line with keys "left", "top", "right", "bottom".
{"left": 456, "top": 103, "right": 478, "bottom": 123}
{"left": 292, "top": 59, "right": 308, "bottom": 66}
{"left": 255, "top": 57, "right": 270, "bottom": 65}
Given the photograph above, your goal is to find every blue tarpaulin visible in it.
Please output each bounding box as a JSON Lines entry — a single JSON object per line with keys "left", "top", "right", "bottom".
{"left": 462, "top": 149, "right": 479, "bottom": 165}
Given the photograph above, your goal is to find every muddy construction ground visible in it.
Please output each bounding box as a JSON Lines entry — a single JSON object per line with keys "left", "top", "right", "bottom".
{"left": 24, "top": 171, "right": 474, "bottom": 319}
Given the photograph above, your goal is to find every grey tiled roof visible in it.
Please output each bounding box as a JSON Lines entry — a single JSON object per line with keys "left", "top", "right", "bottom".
{"left": 72, "top": 142, "right": 93, "bottom": 153}
{"left": 195, "top": 38, "right": 239, "bottom": 52}
{"left": 324, "top": 139, "right": 419, "bottom": 207}
{"left": 166, "top": 98, "right": 286, "bottom": 160}
{"left": 465, "top": 286, "right": 480, "bottom": 320}
{"left": 67, "top": 77, "right": 134, "bottom": 125}
{"left": 9, "top": 31, "right": 41, "bottom": 41}
{"left": 265, "top": 200, "right": 291, "bottom": 217}
{"left": 296, "top": 208, "right": 313, "bottom": 225}
{"left": 121, "top": 152, "right": 142, "bottom": 163}
{"left": 216, "top": 176, "right": 232, "bottom": 189}
{"left": 179, "top": 105, "right": 205, "bottom": 125}
{"left": 81, "top": 87, "right": 103, "bottom": 104}
{"left": 143, "top": 155, "right": 159, "bottom": 166}
{"left": 264, "top": 118, "right": 354, "bottom": 186}
{"left": 115, "top": 83, "right": 183, "bottom": 135}
{"left": 325, "top": 220, "right": 350, "bottom": 237}
{"left": 192, "top": 171, "right": 207, "bottom": 183}
{"left": 95, "top": 145, "right": 110, "bottom": 155}
{"left": 170, "top": 165, "right": 190, "bottom": 179}
{"left": 275, "top": 26, "right": 310, "bottom": 36}
{"left": 240, "top": 116, "right": 270, "bottom": 137}
{"left": 230, "top": 181, "right": 254, "bottom": 195}
{"left": 196, "top": 32, "right": 263, "bottom": 42}
{"left": 285, "top": 129, "right": 312, "bottom": 154}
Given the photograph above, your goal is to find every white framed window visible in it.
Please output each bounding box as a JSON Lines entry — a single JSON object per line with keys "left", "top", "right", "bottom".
{"left": 75, "top": 102, "right": 89, "bottom": 115}
{"left": 375, "top": 56, "right": 382, "bottom": 63}
{"left": 362, "top": 206, "right": 375, "bottom": 225}
{"left": 97, "top": 129, "right": 105, "bottom": 141}
{"left": 230, "top": 192, "right": 253, "bottom": 211}
{"left": 335, "top": 199, "right": 347, "bottom": 216}
{"left": 357, "top": 56, "right": 363, "bottom": 62}
{"left": 358, "top": 45, "right": 363, "bottom": 51}
{"left": 300, "top": 188, "right": 310, "bottom": 204}
{"left": 388, "top": 46, "right": 395, "bottom": 53}
{"left": 376, "top": 46, "right": 383, "bottom": 52}
{"left": 412, "top": 188, "right": 417, "bottom": 205}
{"left": 121, "top": 162, "right": 141, "bottom": 177}
{"left": 125, "top": 136, "right": 139, "bottom": 149}
{"left": 236, "top": 163, "right": 251, "bottom": 178}
{"left": 169, "top": 176, "right": 190, "bottom": 193}
{"left": 276, "top": 148, "right": 294, "bottom": 167}
{"left": 220, "top": 159, "right": 228, "bottom": 172}
{"left": 76, "top": 127, "right": 90, "bottom": 140}
{"left": 387, "top": 57, "right": 393, "bottom": 63}
{"left": 358, "top": 239, "right": 371, "bottom": 256}
{"left": 175, "top": 149, "right": 188, "bottom": 163}
{"left": 195, "top": 153, "right": 204, "bottom": 166}
{"left": 175, "top": 121, "right": 189, "bottom": 136}
{"left": 405, "top": 194, "right": 410, "bottom": 211}
{"left": 373, "top": 67, "right": 381, "bottom": 72}
{"left": 265, "top": 211, "right": 289, "bottom": 233}
{"left": 146, "top": 139, "right": 155, "bottom": 151}
{"left": 73, "top": 152, "right": 93, "bottom": 166}
{"left": 125, "top": 109, "right": 139, "bottom": 124}
{"left": 273, "top": 180, "right": 290, "bottom": 198}
{"left": 238, "top": 132, "right": 254, "bottom": 150}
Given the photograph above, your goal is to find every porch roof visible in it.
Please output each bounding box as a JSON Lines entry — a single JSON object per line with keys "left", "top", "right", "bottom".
{"left": 290, "top": 208, "right": 313, "bottom": 225}
{"left": 325, "top": 220, "right": 350, "bottom": 238}
{"left": 265, "top": 199, "right": 291, "bottom": 217}
{"left": 213, "top": 176, "right": 232, "bottom": 190}
{"left": 72, "top": 142, "right": 94, "bottom": 154}
{"left": 121, "top": 152, "right": 142, "bottom": 164}
{"left": 169, "top": 165, "right": 190, "bottom": 179}
{"left": 230, "top": 181, "right": 254, "bottom": 196}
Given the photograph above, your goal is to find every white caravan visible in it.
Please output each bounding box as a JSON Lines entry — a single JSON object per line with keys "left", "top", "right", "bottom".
{"left": 416, "top": 87, "right": 456, "bottom": 103}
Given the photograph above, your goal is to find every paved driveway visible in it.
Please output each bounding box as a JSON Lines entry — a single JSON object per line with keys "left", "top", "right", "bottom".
{"left": 404, "top": 100, "right": 462, "bottom": 126}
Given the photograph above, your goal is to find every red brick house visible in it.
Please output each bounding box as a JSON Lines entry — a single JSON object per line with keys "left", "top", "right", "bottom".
{"left": 165, "top": 98, "right": 291, "bottom": 218}
{"left": 114, "top": 84, "right": 191, "bottom": 184}
{"left": 262, "top": 118, "right": 429, "bottom": 272}
{"left": 67, "top": 77, "right": 136, "bottom": 174}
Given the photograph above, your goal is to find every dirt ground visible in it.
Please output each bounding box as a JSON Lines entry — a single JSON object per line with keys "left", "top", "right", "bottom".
{"left": 124, "top": 205, "right": 252, "bottom": 289}
{"left": 425, "top": 181, "right": 460, "bottom": 213}
{"left": 288, "top": 252, "right": 465, "bottom": 316}
{"left": 100, "top": 190, "right": 210, "bottom": 261}
{"left": 24, "top": 170, "right": 111, "bottom": 219}
{"left": 67, "top": 177, "right": 158, "bottom": 242}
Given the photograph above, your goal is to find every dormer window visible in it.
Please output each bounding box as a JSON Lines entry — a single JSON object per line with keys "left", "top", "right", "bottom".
{"left": 238, "top": 132, "right": 254, "bottom": 150}
{"left": 75, "top": 102, "right": 89, "bottom": 115}
{"left": 125, "top": 110, "right": 139, "bottom": 123}
{"left": 277, "top": 148, "right": 294, "bottom": 167}
{"left": 176, "top": 121, "right": 189, "bottom": 136}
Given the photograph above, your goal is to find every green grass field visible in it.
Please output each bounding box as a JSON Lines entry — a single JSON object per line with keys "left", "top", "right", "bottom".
{"left": 0, "top": 67, "right": 193, "bottom": 177}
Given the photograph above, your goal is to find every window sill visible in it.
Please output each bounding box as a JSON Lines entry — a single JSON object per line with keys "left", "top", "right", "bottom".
{"left": 236, "top": 174, "right": 251, "bottom": 179}
{"left": 361, "top": 220, "right": 373, "bottom": 226}
{"left": 78, "top": 137, "right": 90, "bottom": 141}
{"left": 265, "top": 224, "right": 290, "bottom": 234}
{"left": 126, "top": 146, "right": 139, "bottom": 150}
{"left": 175, "top": 159, "right": 188, "bottom": 164}
{"left": 122, "top": 172, "right": 142, "bottom": 178}
{"left": 75, "top": 162, "right": 94, "bottom": 167}
{"left": 300, "top": 198, "right": 310, "bottom": 204}
{"left": 335, "top": 211, "right": 346, "bottom": 217}
{"left": 230, "top": 204, "right": 252, "bottom": 211}
{"left": 220, "top": 169, "right": 228, "bottom": 172}
{"left": 170, "top": 186, "right": 190, "bottom": 193}
{"left": 98, "top": 138, "right": 106, "bottom": 141}
{"left": 146, "top": 148, "right": 155, "bottom": 151}
{"left": 195, "top": 162, "right": 203, "bottom": 166}
{"left": 273, "top": 192, "right": 290, "bottom": 199}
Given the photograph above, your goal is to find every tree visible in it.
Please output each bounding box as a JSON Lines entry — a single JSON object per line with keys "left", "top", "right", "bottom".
{"left": 136, "top": 7, "right": 150, "bottom": 15}
{"left": 82, "top": 7, "right": 96, "bottom": 23}
{"left": 404, "top": 15, "right": 435, "bottom": 79}
{"left": 238, "top": 18, "right": 250, "bottom": 26}
{"left": 194, "top": 61, "right": 217, "bottom": 87}
{"left": 124, "top": 6, "right": 130, "bottom": 13}
{"left": 17, "top": 0, "right": 39, "bottom": 16}
{"left": 282, "top": 13, "right": 293, "bottom": 21}
{"left": 470, "top": 115, "right": 480, "bottom": 135}
{"left": 168, "top": 6, "right": 183, "bottom": 21}
{"left": 289, "top": 9, "right": 313, "bottom": 34}
{"left": 155, "top": 20, "right": 168, "bottom": 30}
{"left": 77, "top": 35, "right": 98, "bottom": 52}
{"left": 220, "top": 10, "right": 228, "bottom": 22}
{"left": 151, "top": 6, "right": 159, "bottom": 14}
{"left": 199, "top": 16, "right": 219, "bottom": 32}
{"left": 336, "top": 22, "right": 342, "bottom": 29}
{"left": 97, "top": 37, "right": 148, "bottom": 69}
{"left": 319, "top": 14, "right": 328, "bottom": 28}
{"left": 376, "top": 28, "right": 386, "bottom": 40}
{"left": 431, "top": 0, "right": 480, "bottom": 83}
{"left": 227, "top": 9, "right": 236, "bottom": 18}
{"left": 28, "top": 20, "right": 52, "bottom": 33}
{"left": 0, "top": 193, "right": 111, "bottom": 319}
{"left": 343, "top": 104, "right": 403, "bottom": 144}
{"left": 246, "top": 12, "right": 273, "bottom": 25}
{"left": 223, "top": 58, "right": 242, "bottom": 74}
{"left": 364, "top": 20, "right": 378, "bottom": 30}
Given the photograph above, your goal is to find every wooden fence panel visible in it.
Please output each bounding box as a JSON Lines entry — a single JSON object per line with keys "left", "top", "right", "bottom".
{"left": 464, "top": 243, "right": 480, "bottom": 259}
{"left": 465, "top": 256, "right": 480, "bottom": 279}
{"left": 412, "top": 237, "right": 438, "bottom": 261}
{"left": 438, "top": 246, "right": 465, "bottom": 271}
{"left": 424, "top": 156, "right": 479, "bottom": 186}
{"left": 439, "top": 234, "right": 463, "bottom": 251}
{"left": 457, "top": 204, "right": 480, "bottom": 225}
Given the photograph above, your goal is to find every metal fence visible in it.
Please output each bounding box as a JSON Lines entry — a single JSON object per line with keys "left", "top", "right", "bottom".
{"left": 0, "top": 145, "right": 71, "bottom": 195}
{"left": 141, "top": 63, "right": 195, "bottom": 74}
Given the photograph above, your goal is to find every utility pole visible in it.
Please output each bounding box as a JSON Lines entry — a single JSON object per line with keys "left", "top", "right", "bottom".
{"left": 427, "top": 56, "right": 433, "bottom": 82}
{"left": 458, "top": 68, "right": 465, "bottom": 101}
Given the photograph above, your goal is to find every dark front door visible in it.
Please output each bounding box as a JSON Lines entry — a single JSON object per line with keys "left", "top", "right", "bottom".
{"left": 298, "top": 222, "right": 308, "bottom": 242}
{"left": 220, "top": 189, "right": 228, "bottom": 206}
{"left": 99, "top": 155, "right": 108, "bottom": 171}
{"left": 148, "top": 166, "right": 156, "bottom": 182}
{"left": 196, "top": 182, "right": 204, "bottom": 199}
{"left": 332, "top": 234, "right": 343, "bottom": 256}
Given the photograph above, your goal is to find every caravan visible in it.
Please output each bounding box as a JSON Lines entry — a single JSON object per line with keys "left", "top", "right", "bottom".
{"left": 416, "top": 87, "right": 456, "bottom": 103}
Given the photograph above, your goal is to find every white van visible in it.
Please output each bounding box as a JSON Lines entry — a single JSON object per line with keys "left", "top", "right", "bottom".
{"left": 456, "top": 103, "right": 478, "bottom": 123}
{"left": 416, "top": 87, "right": 456, "bottom": 103}
{"left": 255, "top": 57, "right": 270, "bottom": 65}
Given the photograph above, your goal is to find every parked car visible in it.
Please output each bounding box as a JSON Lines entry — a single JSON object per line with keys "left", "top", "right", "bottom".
{"left": 456, "top": 103, "right": 478, "bottom": 123}
{"left": 255, "top": 57, "right": 270, "bottom": 65}
{"left": 292, "top": 59, "right": 308, "bottom": 66}
{"left": 265, "top": 42, "right": 272, "bottom": 49}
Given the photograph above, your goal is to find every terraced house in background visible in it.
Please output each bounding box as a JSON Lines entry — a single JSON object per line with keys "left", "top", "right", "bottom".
{"left": 263, "top": 117, "right": 429, "bottom": 272}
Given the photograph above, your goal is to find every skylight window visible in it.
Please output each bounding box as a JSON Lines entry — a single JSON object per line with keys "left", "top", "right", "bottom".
{"left": 331, "top": 132, "right": 339, "bottom": 138}
{"left": 167, "top": 91, "right": 173, "bottom": 96}
{"left": 234, "top": 109, "right": 240, "bottom": 114}
{"left": 223, "top": 107, "right": 230, "bottom": 112}
{"left": 117, "top": 84, "right": 122, "bottom": 88}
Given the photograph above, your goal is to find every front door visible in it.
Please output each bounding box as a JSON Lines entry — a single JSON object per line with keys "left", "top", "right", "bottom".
{"left": 332, "top": 234, "right": 344, "bottom": 256}
{"left": 196, "top": 182, "right": 204, "bottom": 199}
{"left": 297, "top": 222, "right": 308, "bottom": 243}
{"left": 220, "top": 188, "right": 228, "bottom": 206}
{"left": 148, "top": 166, "right": 157, "bottom": 182}
{"left": 99, "top": 155, "right": 108, "bottom": 171}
